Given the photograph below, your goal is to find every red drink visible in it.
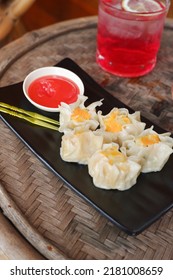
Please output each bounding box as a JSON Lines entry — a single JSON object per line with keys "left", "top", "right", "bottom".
{"left": 96, "top": 0, "right": 170, "bottom": 77}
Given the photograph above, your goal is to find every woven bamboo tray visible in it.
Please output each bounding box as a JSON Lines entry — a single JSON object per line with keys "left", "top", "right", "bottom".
{"left": 0, "top": 16, "right": 173, "bottom": 260}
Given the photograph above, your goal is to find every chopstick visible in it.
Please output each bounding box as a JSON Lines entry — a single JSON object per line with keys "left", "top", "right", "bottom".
{"left": 0, "top": 102, "right": 59, "bottom": 131}
{"left": 0, "top": 102, "right": 59, "bottom": 124}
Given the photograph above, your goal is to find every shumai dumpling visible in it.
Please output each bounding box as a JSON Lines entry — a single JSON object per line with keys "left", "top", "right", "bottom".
{"left": 122, "top": 127, "right": 173, "bottom": 173}
{"left": 58, "top": 95, "right": 103, "bottom": 133}
{"left": 60, "top": 129, "right": 103, "bottom": 165}
{"left": 88, "top": 143, "right": 141, "bottom": 190}
{"left": 97, "top": 108, "right": 146, "bottom": 145}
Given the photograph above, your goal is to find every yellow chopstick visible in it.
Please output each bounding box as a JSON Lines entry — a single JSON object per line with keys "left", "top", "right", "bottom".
{"left": 0, "top": 103, "right": 59, "bottom": 131}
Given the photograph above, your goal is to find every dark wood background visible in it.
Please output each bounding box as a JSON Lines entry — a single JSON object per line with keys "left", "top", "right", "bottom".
{"left": 22, "top": 0, "right": 99, "bottom": 31}
{"left": 18, "top": 0, "right": 173, "bottom": 36}
{"left": 21, "top": 0, "right": 173, "bottom": 31}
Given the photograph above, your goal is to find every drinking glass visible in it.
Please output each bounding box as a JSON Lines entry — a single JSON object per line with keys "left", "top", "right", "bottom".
{"left": 96, "top": 0, "right": 170, "bottom": 77}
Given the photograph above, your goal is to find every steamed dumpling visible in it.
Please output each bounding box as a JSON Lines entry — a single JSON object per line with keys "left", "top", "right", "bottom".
{"left": 88, "top": 143, "right": 141, "bottom": 190}
{"left": 58, "top": 95, "right": 103, "bottom": 133}
{"left": 97, "top": 108, "right": 146, "bottom": 144}
{"left": 122, "top": 127, "right": 173, "bottom": 173}
{"left": 60, "top": 129, "right": 103, "bottom": 164}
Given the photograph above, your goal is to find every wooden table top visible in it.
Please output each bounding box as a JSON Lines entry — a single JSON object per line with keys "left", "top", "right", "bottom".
{"left": 0, "top": 16, "right": 173, "bottom": 260}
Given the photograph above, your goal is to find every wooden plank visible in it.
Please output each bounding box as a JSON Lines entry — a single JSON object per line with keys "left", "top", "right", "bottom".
{"left": 0, "top": 181, "right": 67, "bottom": 260}
{"left": 0, "top": 211, "right": 45, "bottom": 260}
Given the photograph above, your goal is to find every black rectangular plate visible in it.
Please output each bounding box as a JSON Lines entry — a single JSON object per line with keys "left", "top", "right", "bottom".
{"left": 0, "top": 58, "right": 173, "bottom": 235}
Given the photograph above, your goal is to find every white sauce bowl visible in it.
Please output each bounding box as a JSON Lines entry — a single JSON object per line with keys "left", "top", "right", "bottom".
{"left": 23, "top": 66, "right": 84, "bottom": 112}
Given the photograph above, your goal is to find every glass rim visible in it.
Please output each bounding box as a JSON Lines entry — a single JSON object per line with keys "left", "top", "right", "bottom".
{"left": 101, "top": 0, "right": 170, "bottom": 17}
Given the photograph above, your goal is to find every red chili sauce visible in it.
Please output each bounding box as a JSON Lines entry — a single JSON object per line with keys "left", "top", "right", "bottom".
{"left": 28, "top": 75, "right": 80, "bottom": 108}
